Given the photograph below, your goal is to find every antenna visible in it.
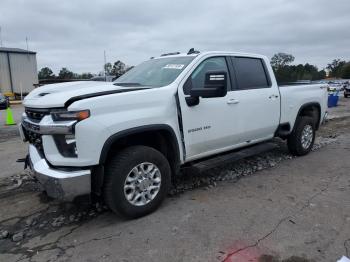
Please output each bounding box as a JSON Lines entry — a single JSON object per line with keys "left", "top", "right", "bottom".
{"left": 187, "top": 48, "right": 200, "bottom": 55}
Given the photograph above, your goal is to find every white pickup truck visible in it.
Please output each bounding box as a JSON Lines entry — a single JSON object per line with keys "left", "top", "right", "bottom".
{"left": 20, "top": 50, "right": 328, "bottom": 218}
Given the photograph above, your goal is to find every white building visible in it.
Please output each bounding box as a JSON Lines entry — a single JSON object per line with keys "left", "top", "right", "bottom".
{"left": 0, "top": 47, "right": 38, "bottom": 95}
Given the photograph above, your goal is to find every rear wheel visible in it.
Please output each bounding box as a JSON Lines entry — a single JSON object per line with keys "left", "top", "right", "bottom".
{"left": 103, "top": 146, "right": 171, "bottom": 219}
{"left": 287, "top": 116, "right": 315, "bottom": 156}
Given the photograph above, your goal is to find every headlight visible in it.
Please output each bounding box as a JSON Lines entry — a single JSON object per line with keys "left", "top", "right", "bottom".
{"left": 50, "top": 110, "right": 89, "bottom": 157}
{"left": 51, "top": 110, "right": 90, "bottom": 121}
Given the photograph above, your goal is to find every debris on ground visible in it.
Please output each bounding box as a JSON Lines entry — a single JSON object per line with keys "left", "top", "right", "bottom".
{"left": 12, "top": 231, "right": 24, "bottom": 242}
{"left": 0, "top": 230, "right": 9, "bottom": 239}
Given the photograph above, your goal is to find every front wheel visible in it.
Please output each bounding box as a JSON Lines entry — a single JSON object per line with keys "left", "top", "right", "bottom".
{"left": 287, "top": 116, "right": 316, "bottom": 156}
{"left": 103, "top": 146, "right": 171, "bottom": 219}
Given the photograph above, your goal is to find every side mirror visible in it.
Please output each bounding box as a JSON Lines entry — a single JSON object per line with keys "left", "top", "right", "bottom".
{"left": 190, "top": 71, "right": 227, "bottom": 98}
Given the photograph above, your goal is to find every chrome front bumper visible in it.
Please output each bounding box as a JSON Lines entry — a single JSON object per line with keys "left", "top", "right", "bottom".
{"left": 28, "top": 144, "right": 91, "bottom": 201}
{"left": 22, "top": 114, "right": 77, "bottom": 135}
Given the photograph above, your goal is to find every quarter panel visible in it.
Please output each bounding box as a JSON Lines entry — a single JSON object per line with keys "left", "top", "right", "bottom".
{"left": 279, "top": 84, "right": 328, "bottom": 129}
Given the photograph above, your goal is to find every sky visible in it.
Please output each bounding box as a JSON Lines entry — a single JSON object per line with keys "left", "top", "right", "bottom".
{"left": 1, "top": 0, "right": 349, "bottom": 74}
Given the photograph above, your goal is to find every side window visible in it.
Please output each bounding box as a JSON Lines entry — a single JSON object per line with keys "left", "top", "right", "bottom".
{"left": 232, "top": 57, "right": 270, "bottom": 90}
{"left": 183, "top": 57, "right": 230, "bottom": 95}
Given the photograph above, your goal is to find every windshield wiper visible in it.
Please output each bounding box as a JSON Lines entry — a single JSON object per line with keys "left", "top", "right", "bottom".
{"left": 113, "top": 82, "right": 147, "bottom": 87}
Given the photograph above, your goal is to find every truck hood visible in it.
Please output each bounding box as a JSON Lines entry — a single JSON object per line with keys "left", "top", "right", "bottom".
{"left": 23, "top": 81, "right": 147, "bottom": 108}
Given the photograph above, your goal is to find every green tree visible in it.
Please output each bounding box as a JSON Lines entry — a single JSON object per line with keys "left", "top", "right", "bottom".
{"left": 271, "top": 53, "right": 326, "bottom": 83}
{"left": 104, "top": 63, "right": 112, "bottom": 75}
{"left": 341, "top": 63, "right": 350, "bottom": 79}
{"left": 302, "top": 63, "right": 320, "bottom": 80}
{"left": 80, "top": 72, "right": 94, "bottom": 79}
{"left": 317, "top": 70, "right": 327, "bottom": 80}
{"left": 58, "top": 67, "right": 74, "bottom": 79}
{"left": 111, "top": 60, "right": 126, "bottom": 78}
{"left": 326, "top": 59, "right": 346, "bottom": 78}
{"left": 38, "top": 67, "right": 55, "bottom": 79}
{"left": 273, "top": 64, "right": 326, "bottom": 83}
{"left": 271, "top": 53, "right": 295, "bottom": 71}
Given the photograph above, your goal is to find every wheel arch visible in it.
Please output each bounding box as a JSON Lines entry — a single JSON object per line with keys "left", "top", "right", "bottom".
{"left": 294, "top": 102, "right": 321, "bottom": 131}
{"left": 275, "top": 102, "right": 321, "bottom": 138}
{"left": 99, "top": 124, "right": 181, "bottom": 175}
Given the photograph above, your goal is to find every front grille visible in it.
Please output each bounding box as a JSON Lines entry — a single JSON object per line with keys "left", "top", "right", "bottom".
{"left": 25, "top": 128, "right": 43, "bottom": 154}
{"left": 25, "top": 108, "right": 51, "bottom": 122}
{"left": 23, "top": 107, "right": 65, "bottom": 155}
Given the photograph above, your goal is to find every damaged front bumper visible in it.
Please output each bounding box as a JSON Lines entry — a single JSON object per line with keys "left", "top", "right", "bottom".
{"left": 28, "top": 144, "right": 91, "bottom": 201}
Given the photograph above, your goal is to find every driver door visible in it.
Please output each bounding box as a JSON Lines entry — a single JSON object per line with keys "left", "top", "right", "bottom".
{"left": 178, "top": 56, "right": 239, "bottom": 161}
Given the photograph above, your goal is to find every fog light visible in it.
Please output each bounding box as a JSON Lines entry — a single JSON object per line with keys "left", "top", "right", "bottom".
{"left": 53, "top": 134, "right": 78, "bottom": 157}
{"left": 65, "top": 134, "right": 76, "bottom": 144}
{"left": 65, "top": 134, "right": 77, "bottom": 155}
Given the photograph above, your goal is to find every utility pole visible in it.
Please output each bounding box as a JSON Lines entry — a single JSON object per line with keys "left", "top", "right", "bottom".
{"left": 0, "top": 26, "right": 3, "bottom": 47}
{"left": 26, "top": 37, "right": 29, "bottom": 50}
{"left": 25, "top": 37, "right": 29, "bottom": 58}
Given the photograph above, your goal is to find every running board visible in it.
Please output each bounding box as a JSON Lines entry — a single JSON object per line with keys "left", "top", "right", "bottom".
{"left": 182, "top": 142, "right": 278, "bottom": 174}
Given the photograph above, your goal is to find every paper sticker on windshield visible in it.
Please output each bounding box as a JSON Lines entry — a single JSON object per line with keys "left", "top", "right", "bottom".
{"left": 163, "top": 64, "right": 185, "bottom": 70}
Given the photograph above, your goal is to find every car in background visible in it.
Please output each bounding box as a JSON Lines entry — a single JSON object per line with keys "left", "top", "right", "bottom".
{"left": 328, "top": 81, "right": 344, "bottom": 92}
{"left": 0, "top": 93, "right": 9, "bottom": 109}
{"left": 344, "top": 81, "right": 350, "bottom": 98}
{"left": 90, "top": 75, "right": 116, "bottom": 82}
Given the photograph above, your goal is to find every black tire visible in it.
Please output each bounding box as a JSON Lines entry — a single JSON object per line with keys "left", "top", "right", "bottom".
{"left": 103, "top": 146, "right": 171, "bottom": 219}
{"left": 287, "top": 116, "right": 316, "bottom": 156}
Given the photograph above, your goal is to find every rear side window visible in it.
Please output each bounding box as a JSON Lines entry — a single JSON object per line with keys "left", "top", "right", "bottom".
{"left": 232, "top": 57, "right": 270, "bottom": 90}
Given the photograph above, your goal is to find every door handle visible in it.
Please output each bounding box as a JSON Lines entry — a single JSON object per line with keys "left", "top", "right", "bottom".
{"left": 227, "top": 99, "right": 239, "bottom": 105}
{"left": 269, "top": 95, "right": 279, "bottom": 99}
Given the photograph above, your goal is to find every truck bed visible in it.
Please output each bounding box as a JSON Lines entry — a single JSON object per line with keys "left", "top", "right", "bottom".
{"left": 279, "top": 83, "right": 328, "bottom": 128}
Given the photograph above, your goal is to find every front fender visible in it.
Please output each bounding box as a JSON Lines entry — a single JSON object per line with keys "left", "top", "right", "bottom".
{"left": 99, "top": 124, "right": 181, "bottom": 165}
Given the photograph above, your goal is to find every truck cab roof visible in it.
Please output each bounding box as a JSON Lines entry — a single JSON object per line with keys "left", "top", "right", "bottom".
{"left": 152, "top": 50, "right": 268, "bottom": 60}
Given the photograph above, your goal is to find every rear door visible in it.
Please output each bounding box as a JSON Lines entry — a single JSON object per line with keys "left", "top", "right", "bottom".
{"left": 227, "top": 56, "right": 280, "bottom": 142}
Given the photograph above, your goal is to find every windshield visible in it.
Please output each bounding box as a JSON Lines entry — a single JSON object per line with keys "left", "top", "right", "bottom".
{"left": 114, "top": 56, "right": 194, "bottom": 87}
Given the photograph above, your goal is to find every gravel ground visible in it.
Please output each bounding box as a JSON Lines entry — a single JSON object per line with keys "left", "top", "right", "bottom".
{"left": 169, "top": 135, "right": 338, "bottom": 196}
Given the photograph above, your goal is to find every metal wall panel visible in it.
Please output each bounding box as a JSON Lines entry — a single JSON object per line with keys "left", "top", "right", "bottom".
{"left": 8, "top": 53, "right": 38, "bottom": 94}
{"left": 0, "top": 53, "right": 12, "bottom": 93}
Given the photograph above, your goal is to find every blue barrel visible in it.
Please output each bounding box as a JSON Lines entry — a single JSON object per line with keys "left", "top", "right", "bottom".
{"left": 328, "top": 94, "right": 339, "bottom": 107}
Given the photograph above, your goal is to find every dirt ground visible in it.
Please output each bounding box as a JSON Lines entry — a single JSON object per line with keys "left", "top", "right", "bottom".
{"left": 0, "top": 99, "right": 350, "bottom": 262}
